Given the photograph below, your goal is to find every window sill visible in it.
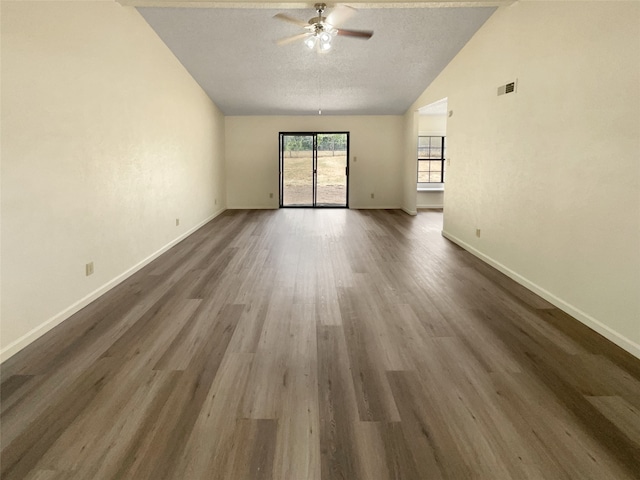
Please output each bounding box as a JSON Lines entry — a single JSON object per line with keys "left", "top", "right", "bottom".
{"left": 417, "top": 186, "right": 444, "bottom": 192}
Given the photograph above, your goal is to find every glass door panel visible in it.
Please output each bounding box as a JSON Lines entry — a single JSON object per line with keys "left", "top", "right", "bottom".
{"left": 316, "top": 134, "right": 347, "bottom": 207}
{"left": 281, "top": 134, "right": 315, "bottom": 207}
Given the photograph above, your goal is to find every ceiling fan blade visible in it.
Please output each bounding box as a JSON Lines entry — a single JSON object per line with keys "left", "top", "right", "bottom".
{"left": 276, "top": 33, "right": 310, "bottom": 46}
{"left": 273, "top": 13, "right": 309, "bottom": 28}
{"left": 326, "top": 4, "right": 357, "bottom": 27}
{"left": 337, "top": 28, "right": 374, "bottom": 39}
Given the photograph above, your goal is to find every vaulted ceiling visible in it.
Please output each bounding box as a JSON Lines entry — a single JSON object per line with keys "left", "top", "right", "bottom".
{"left": 127, "top": 1, "right": 503, "bottom": 115}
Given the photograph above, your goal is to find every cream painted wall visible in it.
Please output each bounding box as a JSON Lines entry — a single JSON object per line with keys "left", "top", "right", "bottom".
{"left": 225, "top": 116, "right": 403, "bottom": 209}
{"left": 406, "top": 1, "right": 640, "bottom": 356}
{"left": 417, "top": 191, "right": 444, "bottom": 209}
{"left": 417, "top": 113, "right": 447, "bottom": 208}
{"left": 1, "top": 1, "right": 226, "bottom": 359}
{"left": 418, "top": 114, "right": 447, "bottom": 136}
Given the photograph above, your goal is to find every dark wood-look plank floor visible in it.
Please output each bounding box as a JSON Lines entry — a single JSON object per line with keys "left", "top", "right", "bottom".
{"left": 2, "top": 209, "right": 640, "bottom": 480}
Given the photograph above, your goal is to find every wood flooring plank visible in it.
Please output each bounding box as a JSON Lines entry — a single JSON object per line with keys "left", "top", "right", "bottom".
{"left": 293, "top": 243, "right": 319, "bottom": 305}
{"left": 239, "top": 286, "right": 295, "bottom": 420}
{"left": 0, "top": 374, "right": 34, "bottom": 406}
{"left": 35, "top": 369, "right": 181, "bottom": 478}
{"left": 351, "top": 422, "right": 390, "bottom": 480}
{"left": 172, "top": 352, "right": 255, "bottom": 479}
{"left": 446, "top": 307, "right": 523, "bottom": 374}
{"left": 145, "top": 218, "right": 217, "bottom": 277}
{"left": 337, "top": 285, "right": 401, "bottom": 421}
{"left": 102, "top": 298, "right": 201, "bottom": 364}
{"left": 316, "top": 325, "right": 362, "bottom": 480}
{"left": 586, "top": 396, "right": 640, "bottom": 448}
{"left": 272, "top": 304, "right": 321, "bottom": 480}
{"left": 489, "top": 370, "right": 637, "bottom": 480}
{"left": 187, "top": 247, "right": 239, "bottom": 299}
{"left": 117, "top": 303, "right": 244, "bottom": 480}
{"left": 217, "top": 418, "right": 278, "bottom": 480}
{"left": 379, "top": 422, "right": 430, "bottom": 480}
{"left": 386, "top": 369, "right": 457, "bottom": 479}
{"left": 23, "top": 470, "right": 69, "bottom": 480}
{"left": 0, "top": 357, "right": 125, "bottom": 480}
{"left": 410, "top": 342, "right": 556, "bottom": 479}
{"left": 541, "top": 307, "right": 640, "bottom": 378}
{"left": 227, "top": 294, "right": 274, "bottom": 354}
{"left": 2, "top": 209, "right": 639, "bottom": 480}
{"left": 316, "top": 299, "right": 342, "bottom": 326}
{"left": 460, "top": 252, "right": 556, "bottom": 310}
{"left": 314, "top": 244, "right": 343, "bottom": 326}
{"left": 230, "top": 248, "right": 272, "bottom": 303}
{"left": 478, "top": 310, "right": 640, "bottom": 478}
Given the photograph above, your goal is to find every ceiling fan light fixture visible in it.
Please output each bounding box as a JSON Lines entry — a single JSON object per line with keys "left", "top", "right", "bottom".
{"left": 319, "top": 31, "right": 332, "bottom": 44}
{"left": 318, "top": 29, "right": 332, "bottom": 52}
{"left": 304, "top": 35, "right": 317, "bottom": 49}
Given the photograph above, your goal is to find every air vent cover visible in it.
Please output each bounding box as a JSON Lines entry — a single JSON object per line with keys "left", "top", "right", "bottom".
{"left": 497, "top": 80, "right": 517, "bottom": 96}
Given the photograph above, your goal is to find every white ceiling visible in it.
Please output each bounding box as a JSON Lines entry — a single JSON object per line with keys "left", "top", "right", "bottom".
{"left": 137, "top": 4, "right": 496, "bottom": 115}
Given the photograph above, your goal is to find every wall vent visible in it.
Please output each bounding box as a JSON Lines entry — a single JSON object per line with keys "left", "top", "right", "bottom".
{"left": 497, "top": 80, "right": 517, "bottom": 96}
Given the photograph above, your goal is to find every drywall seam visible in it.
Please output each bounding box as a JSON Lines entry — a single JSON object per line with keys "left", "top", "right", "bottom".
{"left": 441, "top": 230, "right": 640, "bottom": 360}
{"left": 0, "top": 208, "right": 226, "bottom": 363}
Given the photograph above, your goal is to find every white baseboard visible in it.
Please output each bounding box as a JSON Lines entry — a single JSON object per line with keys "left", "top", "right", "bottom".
{"left": 417, "top": 204, "right": 444, "bottom": 209}
{"left": 0, "top": 208, "right": 226, "bottom": 363}
{"left": 442, "top": 230, "right": 640, "bottom": 360}
{"left": 402, "top": 207, "right": 417, "bottom": 216}
{"left": 351, "top": 205, "right": 402, "bottom": 210}
{"left": 226, "top": 206, "right": 278, "bottom": 210}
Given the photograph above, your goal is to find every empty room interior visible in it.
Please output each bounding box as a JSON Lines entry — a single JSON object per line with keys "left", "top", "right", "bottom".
{"left": 2, "top": 0, "right": 640, "bottom": 479}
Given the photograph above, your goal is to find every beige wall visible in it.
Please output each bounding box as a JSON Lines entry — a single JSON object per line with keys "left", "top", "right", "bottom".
{"left": 401, "top": 111, "right": 419, "bottom": 215}
{"left": 406, "top": 1, "right": 640, "bottom": 356}
{"left": 225, "top": 116, "right": 404, "bottom": 209}
{"left": 1, "top": 1, "right": 226, "bottom": 359}
{"left": 418, "top": 114, "right": 447, "bottom": 136}
{"left": 417, "top": 191, "right": 444, "bottom": 209}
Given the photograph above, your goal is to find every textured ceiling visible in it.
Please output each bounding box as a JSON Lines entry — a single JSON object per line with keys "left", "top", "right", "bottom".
{"left": 137, "top": 6, "right": 496, "bottom": 115}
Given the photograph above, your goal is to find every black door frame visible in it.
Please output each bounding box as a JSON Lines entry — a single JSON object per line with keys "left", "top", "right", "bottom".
{"left": 279, "top": 132, "right": 350, "bottom": 208}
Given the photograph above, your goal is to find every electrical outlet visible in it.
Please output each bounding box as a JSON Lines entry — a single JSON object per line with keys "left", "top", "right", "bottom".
{"left": 476, "top": 228, "right": 481, "bottom": 238}
{"left": 269, "top": 193, "right": 274, "bottom": 199}
{"left": 371, "top": 193, "right": 375, "bottom": 199}
{"left": 176, "top": 218, "right": 180, "bottom": 226}
{"left": 447, "top": 158, "right": 451, "bottom": 166}
{"left": 86, "top": 262, "right": 94, "bottom": 276}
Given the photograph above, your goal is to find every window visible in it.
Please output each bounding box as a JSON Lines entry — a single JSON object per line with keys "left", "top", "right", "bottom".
{"left": 417, "top": 136, "right": 445, "bottom": 184}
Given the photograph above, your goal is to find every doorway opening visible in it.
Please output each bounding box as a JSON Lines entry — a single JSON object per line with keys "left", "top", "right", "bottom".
{"left": 279, "top": 132, "right": 349, "bottom": 208}
{"left": 417, "top": 98, "right": 448, "bottom": 210}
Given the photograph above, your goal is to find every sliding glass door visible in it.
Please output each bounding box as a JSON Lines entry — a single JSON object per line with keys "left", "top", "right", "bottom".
{"left": 279, "top": 132, "right": 349, "bottom": 208}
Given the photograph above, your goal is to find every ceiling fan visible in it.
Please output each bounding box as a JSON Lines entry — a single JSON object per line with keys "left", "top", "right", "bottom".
{"left": 274, "top": 3, "right": 373, "bottom": 52}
